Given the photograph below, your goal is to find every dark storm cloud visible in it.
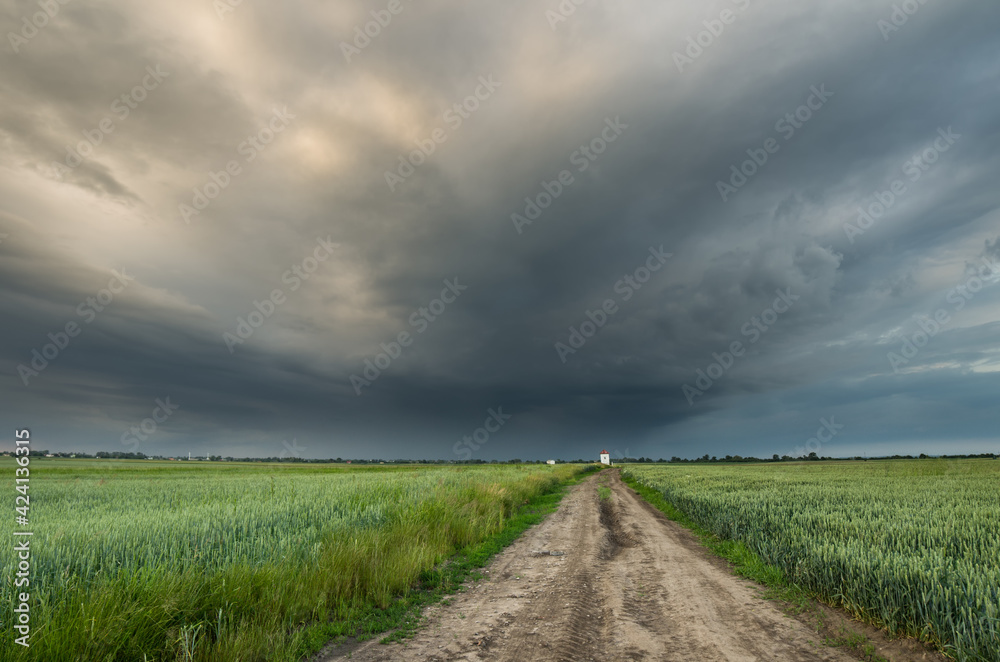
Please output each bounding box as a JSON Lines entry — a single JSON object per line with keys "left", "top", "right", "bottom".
{"left": 1, "top": 0, "right": 999, "bottom": 459}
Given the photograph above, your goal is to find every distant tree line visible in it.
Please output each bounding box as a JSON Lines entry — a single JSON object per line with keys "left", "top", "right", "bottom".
{"left": 620, "top": 453, "right": 998, "bottom": 463}
{"left": 5, "top": 451, "right": 580, "bottom": 464}
{"left": 6, "top": 450, "right": 997, "bottom": 463}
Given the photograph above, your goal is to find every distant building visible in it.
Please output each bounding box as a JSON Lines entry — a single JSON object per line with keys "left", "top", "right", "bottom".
{"left": 546, "top": 459, "right": 556, "bottom": 465}
{"left": 600, "top": 450, "right": 610, "bottom": 465}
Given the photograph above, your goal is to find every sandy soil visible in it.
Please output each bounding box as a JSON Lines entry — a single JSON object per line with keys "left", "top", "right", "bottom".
{"left": 315, "top": 469, "right": 946, "bottom": 662}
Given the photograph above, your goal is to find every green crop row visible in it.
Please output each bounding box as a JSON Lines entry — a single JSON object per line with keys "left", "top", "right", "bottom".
{"left": 622, "top": 460, "right": 1000, "bottom": 662}
{"left": 1, "top": 460, "right": 588, "bottom": 661}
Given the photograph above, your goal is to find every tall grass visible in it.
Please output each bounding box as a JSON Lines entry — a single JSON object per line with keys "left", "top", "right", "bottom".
{"left": 1, "top": 460, "right": 587, "bottom": 661}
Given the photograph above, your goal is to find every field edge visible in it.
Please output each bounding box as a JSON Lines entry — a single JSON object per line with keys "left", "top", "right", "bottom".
{"left": 300, "top": 465, "right": 600, "bottom": 661}
{"left": 619, "top": 470, "right": 952, "bottom": 662}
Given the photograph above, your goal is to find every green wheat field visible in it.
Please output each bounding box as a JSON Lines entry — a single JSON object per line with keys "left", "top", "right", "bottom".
{"left": 623, "top": 460, "right": 1000, "bottom": 662}
{"left": 3, "top": 458, "right": 998, "bottom": 661}
{"left": 1, "top": 460, "right": 587, "bottom": 661}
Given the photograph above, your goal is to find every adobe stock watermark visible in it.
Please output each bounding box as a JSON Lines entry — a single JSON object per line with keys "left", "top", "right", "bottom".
{"left": 48, "top": 65, "right": 169, "bottom": 177}
{"left": 350, "top": 278, "right": 468, "bottom": 394}
{"left": 545, "top": 0, "right": 596, "bottom": 31}
{"left": 213, "top": 0, "right": 248, "bottom": 20}
{"left": 843, "top": 127, "right": 960, "bottom": 244}
{"left": 683, "top": 288, "right": 799, "bottom": 405}
{"left": 340, "top": 0, "right": 413, "bottom": 63}
{"left": 384, "top": 74, "right": 502, "bottom": 192}
{"left": 511, "top": 116, "right": 629, "bottom": 235}
{"left": 877, "top": 0, "right": 934, "bottom": 42}
{"left": 223, "top": 236, "right": 337, "bottom": 353}
{"left": 7, "top": 0, "right": 73, "bottom": 54}
{"left": 452, "top": 407, "right": 512, "bottom": 460}
{"left": 279, "top": 438, "right": 307, "bottom": 459}
{"left": 716, "top": 84, "right": 833, "bottom": 202}
{"left": 793, "top": 416, "right": 845, "bottom": 458}
{"left": 179, "top": 106, "right": 295, "bottom": 224}
{"left": 886, "top": 255, "right": 1000, "bottom": 373}
{"left": 612, "top": 447, "right": 631, "bottom": 463}
{"left": 555, "top": 245, "right": 673, "bottom": 363}
{"left": 17, "top": 269, "right": 135, "bottom": 386}
{"left": 120, "top": 397, "right": 180, "bottom": 452}
{"left": 672, "top": 0, "right": 751, "bottom": 73}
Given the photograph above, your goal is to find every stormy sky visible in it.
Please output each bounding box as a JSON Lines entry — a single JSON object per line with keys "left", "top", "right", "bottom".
{"left": 2, "top": 0, "right": 999, "bottom": 461}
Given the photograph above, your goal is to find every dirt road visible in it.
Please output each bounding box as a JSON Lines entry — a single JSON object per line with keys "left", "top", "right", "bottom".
{"left": 319, "top": 469, "right": 860, "bottom": 662}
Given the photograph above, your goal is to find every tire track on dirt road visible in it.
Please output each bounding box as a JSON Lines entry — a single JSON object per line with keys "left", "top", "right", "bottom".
{"left": 317, "top": 470, "right": 860, "bottom": 662}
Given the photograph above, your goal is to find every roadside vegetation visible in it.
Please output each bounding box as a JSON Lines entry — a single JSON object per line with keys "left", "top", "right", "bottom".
{"left": 622, "top": 460, "right": 1000, "bottom": 662}
{"left": 1, "top": 460, "right": 592, "bottom": 661}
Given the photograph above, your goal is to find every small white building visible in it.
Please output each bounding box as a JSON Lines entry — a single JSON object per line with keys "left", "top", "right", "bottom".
{"left": 546, "top": 459, "right": 556, "bottom": 465}
{"left": 600, "top": 450, "right": 610, "bottom": 465}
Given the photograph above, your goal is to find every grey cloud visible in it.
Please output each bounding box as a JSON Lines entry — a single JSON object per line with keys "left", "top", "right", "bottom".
{"left": 1, "top": 0, "right": 999, "bottom": 459}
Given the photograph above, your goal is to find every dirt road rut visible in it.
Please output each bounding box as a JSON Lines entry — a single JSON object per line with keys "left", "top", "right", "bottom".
{"left": 321, "top": 469, "right": 857, "bottom": 662}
